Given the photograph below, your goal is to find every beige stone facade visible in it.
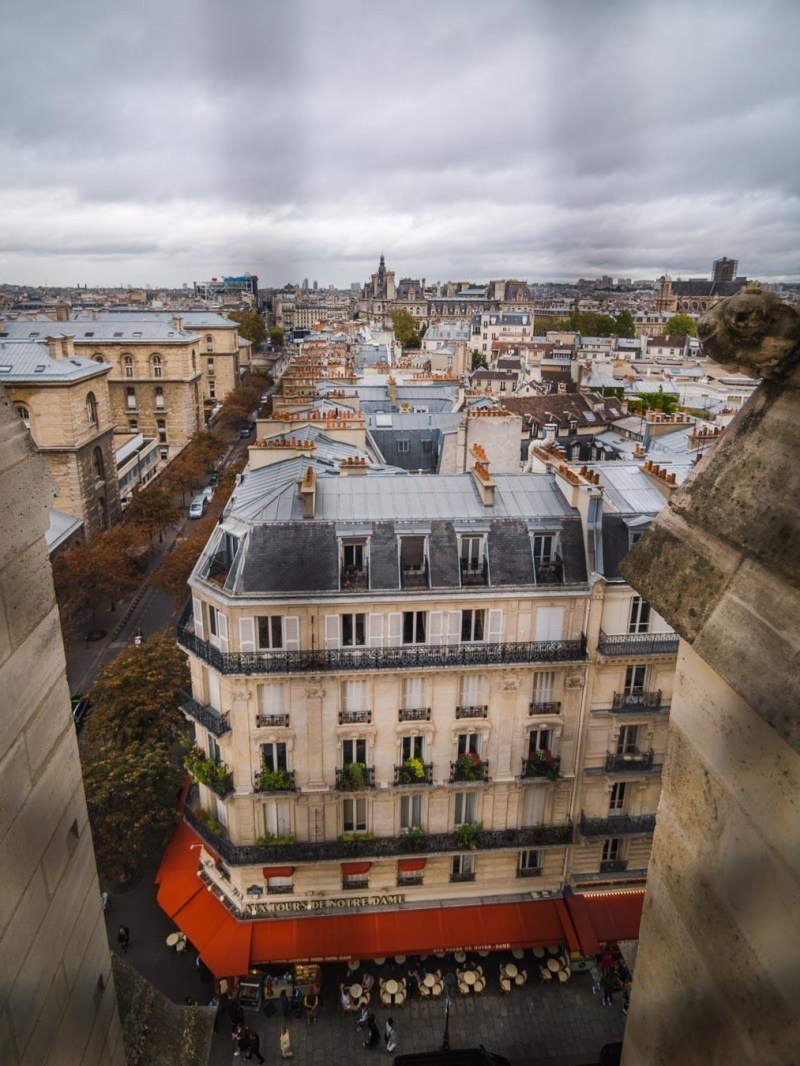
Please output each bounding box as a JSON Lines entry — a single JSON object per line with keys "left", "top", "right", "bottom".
{"left": 0, "top": 388, "right": 125, "bottom": 1065}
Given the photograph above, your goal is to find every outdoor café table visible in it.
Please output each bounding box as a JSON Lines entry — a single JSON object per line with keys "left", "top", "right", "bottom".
{"left": 385, "top": 979, "right": 399, "bottom": 997}
{"left": 546, "top": 945, "right": 560, "bottom": 956}
{"left": 512, "top": 948, "right": 524, "bottom": 960}
{"left": 454, "top": 951, "right": 467, "bottom": 964}
{"left": 394, "top": 955, "right": 406, "bottom": 965}
{"left": 532, "top": 947, "right": 545, "bottom": 959}
{"left": 374, "top": 957, "right": 386, "bottom": 965}
{"left": 547, "top": 958, "right": 560, "bottom": 973}
{"left": 434, "top": 950, "right": 446, "bottom": 958}
{"left": 423, "top": 973, "right": 436, "bottom": 989}
{"left": 347, "top": 959, "right": 360, "bottom": 972}
{"left": 350, "top": 984, "right": 363, "bottom": 999}
{"left": 477, "top": 950, "right": 489, "bottom": 958}
{"left": 505, "top": 963, "right": 518, "bottom": 979}
{"left": 166, "top": 933, "right": 181, "bottom": 949}
{"left": 463, "top": 971, "right": 477, "bottom": 987}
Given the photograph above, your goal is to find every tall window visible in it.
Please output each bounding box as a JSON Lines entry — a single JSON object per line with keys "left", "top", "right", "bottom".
{"left": 92, "top": 447, "right": 105, "bottom": 480}
{"left": 628, "top": 596, "right": 651, "bottom": 634}
{"left": 602, "top": 838, "right": 621, "bottom": 862}
{"left": 257, "top": 616, "right": 283, "bottom": 650}
{"left": 207, "top": 357, "right": 215, "bottom": 376}
{"left": 15, "top": 405, "right": 30, "bottom": 427}
{"left": 609, "top": 782, "right": 627, "bottom": 812}
{"left": 258, "top": 682, "right": 285, "bottom": 715}
{"left": 457, "top": 734, "right": 481, "bottom": 757}
{"left": 342, "top": 737, "right": 367, "bottom": 766}
{"left": 342, "top": 680, "right": 369, "bottom": 713}
{"left": 460, "top": 535, "right": 483, "bottom": 572}
{"left": 155, "top": 386, "right": 165, "bottom": 410}
{"left": 342, "top": 613, "right": 366, "bottom": 647}
{"left": 342, "top": 797, "right": 367, "bottom": 832}
{"left": 518, "top": 849, "right": 542, "bottom": 875}
{"left": 461, "top": 609, "right": 485, "bottom": 642}
{"left": 624, "top": 665, "right": 647, "bottom": 694}
{"left": 532, "top": 534, "right": 556, "bottom": 564}
{"left": 151, "top": 355, "right": 162, "bottom": 378}
{"left": 616, "top": 725, "right": 639, "bottom": 755}
{"left": 532, "top": 671, "right": 556, "bottom": 704}
{"left": 209, "top": 381, "right": 216, "bottom": 399}
{"left": 157, "top": 419, "right": 167, "bottom": 444}
{"left": 401, "top": 735, "right": 424, "bottom": 761}
{"left": 123, "top": 356, "right": 134, "bottom": 378}
{"left": 451, "top": 854, "right": 475, "bottom": 879}
{"left": 126, "top": 386, "right": 136, "bottom": 410}
{"left": 459, "top": 675, "right": 482, "bottom": 707}
{"left": 402, "top": 677, "right": 426, "bottom": 709}
{"left": 342, "top": 541, "right": 365, "bottom": 569}
{"left": 261, "top": 741, "right": 287, "bottom": 772}
{"left": 205, "top": 335, "right": 214, "bottom": 353}
{"left": 453, "top": 791, "right": 477, "bottom": 826}
{"left": 399, "top": 794, "right": 423, "bottom": 830}
{"left": 85, "top": 392, "right": 98, "bottom": 425}
{"left": 263, "top": 800, "right": 291, "bottom": 837}
{"left": 528, "top": 728, "right": 552, "bottom": 756}
{"left": 402, "top": 611, "right": 426, "bottom": 644}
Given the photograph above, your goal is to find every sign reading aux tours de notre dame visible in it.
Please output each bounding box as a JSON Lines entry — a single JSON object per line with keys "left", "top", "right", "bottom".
{"left": 247, "top": 892, "right": 407, "bottom": 917}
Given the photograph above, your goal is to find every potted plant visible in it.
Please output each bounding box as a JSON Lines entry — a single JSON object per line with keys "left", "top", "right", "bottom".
{"left": 341, "top": 761, "right": 366, "bottom": 789}
{"left": 400, "top": 757, "right": 426, "bottom": 783}
{"left": 454, "top": 822, "right": 483, "bottom": 850}
{"left": 255, "top": 832, "right": 296, "bottom": 848}
{"left": 402, "top": 827, "right": 428, "bottom": 852}
{"left": 258, "top": 766, "right": 294, "bottom": 791}
{"left": 455, "top": 751, "right": 483, "bottom": 781}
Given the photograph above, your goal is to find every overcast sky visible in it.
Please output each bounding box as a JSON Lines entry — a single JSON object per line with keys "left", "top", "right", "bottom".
{"left": 1, "top": 0, "right": 798, "bottom": 288}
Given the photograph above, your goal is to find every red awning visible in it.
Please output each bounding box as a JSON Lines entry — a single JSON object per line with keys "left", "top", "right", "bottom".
{"left": 341, "top": 862, "right": 373, "bottom": 875}
{"left": 397, "top": 858, "right": 427, "bottom": 872}
{"left": 564, "top": 890, "right": 645, "bottom": 956}
{"left": 263, "top": 867, "right": 295, "bottom": 878}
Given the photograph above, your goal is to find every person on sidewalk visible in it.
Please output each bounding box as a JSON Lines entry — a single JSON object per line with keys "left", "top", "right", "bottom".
{"left": 279, "top": 1025, "right": 294, "bottom": 1059}
{"left": 590, "top": 958, "right": 602, "bottom": 996}
{"left": 303, "top": 985, "right": 320, "bottom": 1023}
{"left": 384, "top": 1017, "right": 397, "bottom": 1054}
{"left": 228, "top": 997, "right": 245, "bottom": 1033}
{"left": 363, "top": 1013, "right": 380, "bottom": 1049}
{"left": 356, "top": 1002, "right": 369, "bottom": 1031}
{"left": 116, "top": 925, "right": 130, "bottom": 953}
{"left": 279, "top": 989, "right": 291, "bottom": 1019}
{"left": 244, "top": 1027, "right": 265, "bottom": 1064}
{"left": 601, "top": 968, "right": 620, "bottom": 1007}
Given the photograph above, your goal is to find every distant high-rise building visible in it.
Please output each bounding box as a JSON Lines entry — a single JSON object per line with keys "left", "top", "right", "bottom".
{"left": 302, "top": 278, "right": 309, "bottom": 292}
{"left": 712, "top": 257, "right": 738, "bottom": 282}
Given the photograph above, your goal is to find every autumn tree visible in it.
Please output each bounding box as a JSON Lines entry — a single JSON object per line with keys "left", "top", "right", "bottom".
{"left": 82, "top": 738, "right": 184, "bottom": 882}
{"left": 390, "top": 308, "right": 424, "bottom": 348}
{"left": 160, "top": 449, "right": 207, "bottom": 504}
{"left": 228, "top": 309, "right": 267, "bottom": 348}
{"left": 53, "top": 524, "right": 145, "bottom": 630}
{"left": 189, "top": 429, "right": 227, "bottom": 470}
{"left": 471, "top": 350, "right": 487, "bottom": 370}
{"left": 125, "top": 485, "right": 179, "bottom": 543}
{"left": 151, "top": 518, "right": 216, "bottom": 605}
{"left": 664, "top": 313, "right": 698, "bottom": 337}
{"left": 217, "top": 384, "right": 261, "bottom": 430}
{"left": 269, "top": 326, "right": 284, "bottom": 347}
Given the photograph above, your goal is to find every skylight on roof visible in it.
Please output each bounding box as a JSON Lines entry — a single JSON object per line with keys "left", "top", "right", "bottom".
{"left": 113, "top": 331, "right": 123, "bottom": 337}
{"left": 0, "top": 366, "right": 11, "bottom": 373}
{"left": 132, "top": 331, "right": 142, "bottom": 337}
{"left": 34, "top": 365, "right": 46, "bottom": 373}
{"left": 84, "top": 331, "right": 94, "bottom": 337}
{"left": 29, "top": 332, "right": 40, "bottom": 338}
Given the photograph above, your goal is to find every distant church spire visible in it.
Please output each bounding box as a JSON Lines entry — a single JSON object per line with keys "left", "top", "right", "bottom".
{"left": 378, "top": 254, "right": 386, "bottom": 275}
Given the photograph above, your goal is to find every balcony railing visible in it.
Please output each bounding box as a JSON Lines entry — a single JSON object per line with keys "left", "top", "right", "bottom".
{"left": 599, "top": 859, "right": 628, "bottom": 873}
{"left": 534, "top": 559, "right": 563, "bottom": 585}
{"left": 579, "top": 812, "right": 656, "bottom": 837}
{"left": 529, "top": 701, "right": 561, "bottom": 716}
{"left": 401, "top": 563, "right": 429, "bottom": 589}
{"left": 177, "top": 606, "right": 587, "bottom": 676}
{"left": 455, "top": 704, "right": 488, "bottom": 720}
{"left": 266, "top": 883, "right": 294, "bottom": 894}
{"left": 398, "top": 706, "right": 431, "bottom": 722}
{"left": 516, "top": 866, "right": 543, "bottom": 878}
{"left": 183, "top": 804, "right": 573, "bottom": 866}
{"left": 341, "top": 564, "right": 369, "bottom": 590}
{"left": 335, "top": 765, "right": 376, "bottom": 791}
{"left": 253, "top": 768, "right": 296, "bottom": 793}
{"left": 256, "top": 713, "right": 290, "bottom": 728}
{"left": 397, "top": 873, "right": 424, "bottom": 887}
{"left": 598, "top": 631, "right": 680, "bottom": 657}
{"left": 450, "top": 871, "right": 476, "bottom": 883}
{"left": 449, "top": 758, "right": 490, "bottom": 783}
{"left": 521, "top": 755, "right": 561, "bottom": 780}
{"left": 338, "top": 709, "right": 372, "bottom": 725}
{"left": 179, "top": 690, "right": 231, "bottom": 737}
{"left": 605, "top": 749, "right": 655, "bottom": 772}
{"left": 611, "top": 690, "right": 663, "bottom": 713}
{"left": 393, "top": 762, "right": 434, "bottom": 786}
{"left": 460, "top": 558, "right": 488, "bottom": 586}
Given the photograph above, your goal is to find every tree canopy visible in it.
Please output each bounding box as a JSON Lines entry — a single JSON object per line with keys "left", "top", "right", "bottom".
{"left": 216, "top": 384, "right": 261, "bottom": 430}
{"left": 53, "top": 524, "right": 145, "bottom": 629}
{"left": 124, "top": 485, "right": 179, "bottom": 543}
{"left": 615, "top": 310, "right": 636, "bottom": 339}
{"left": 390, "top": 308, "right": 425, "bottom": 348}
{"left": 228, "top": 309, "right": 267, "bottom": 348}
{"left": 664, "top": 314, "right": 698, "bottom": 337}
{"left": 268, "top": 326, "right": 284, "bottom": 347}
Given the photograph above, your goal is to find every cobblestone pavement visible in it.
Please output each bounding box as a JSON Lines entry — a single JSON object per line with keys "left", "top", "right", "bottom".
{"left": 207, "top": 968, "right": 625, "bottom": 1066}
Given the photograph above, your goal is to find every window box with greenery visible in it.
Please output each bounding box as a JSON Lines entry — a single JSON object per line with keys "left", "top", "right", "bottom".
{"left": 454, "top": 822, "right": 483, "bottom": 850}
{"left": 254, "top": 832, "right": 297, "bottom": 848}
{"left": 394, "top": 758, "right": 432, "bottom": 786}
{"left": 450, "top": 752, "right": 489, "bottom": 782}
{"left": 400, "top": 827, "right": 429, "bottom": 853}
{"left": 254, "top": 766, "right": 296, "bottom": 792}
{"left": 335, "top": 762, "right": 375, "bottom": 791}
{"left": 192, "top": 807, "right": 226, "bottom": 839}
{"left": 521, "top": 751, "right": 561, "bottom": 781}
{"left": 336, "top": 831, "right": 376, "bottom": 855}
{"left": 184, "top": 746, "right": 233, "bottom": 798}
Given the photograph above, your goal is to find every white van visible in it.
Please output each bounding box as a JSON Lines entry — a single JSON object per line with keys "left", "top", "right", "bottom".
{"left": 189, "top": 495, "right": 207, "bottom": 519}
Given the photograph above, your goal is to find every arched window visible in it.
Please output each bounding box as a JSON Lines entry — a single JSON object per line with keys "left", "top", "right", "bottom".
{"left": 15, "top": 405, "right": 30, "bottom": 428}
{"left": 151, "top": 354, "right": 162, "bottom": 378}
{"left": 86, "top": 392, "right": 98, "bottom": 425}
{"left": 93, "top": 447, "right": 105, "bottom": 480}
{"left": 93, "top": 354, "right": 104, "bottom": 363}
{"left": 123, "top": 355, "right": 134, "bottom": 378}
{"left": 205, "top": 335, "right": 213, "bottom": 353}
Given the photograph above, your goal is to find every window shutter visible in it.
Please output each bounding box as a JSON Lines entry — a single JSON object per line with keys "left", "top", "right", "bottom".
{"left": 535, "top": 606, "right": 564, "bottom": 642}
{"left": 283, "top": 616, "right": 300, "bottom": 652}
{"left": 207, "top": 671, "right": 221, "bottom": 711}
{"left": 387, "top": 613, "right": 402, "bottom": 647}
{"left": 192, "top": 596, "right": 205, "bottom": 641}
{"left": 428, "top": 611, "right": 443, "bottom": 646}
{"left": 239, "top": 617, "right": 255, "bottom": 652}
{"left": 522, "top": 787, "right": 546, "bottom": 826}
{"left": 368, "top": 613, "right": 384, "bottom": 648}
{"left": 324, "top": 615, "right": 340, "bottom": 649}
{"left": 487, "top": 608, "right": 504, "bottom": 642}
{"left": 447, "top": 611, "right": 461, "bottom": 645}
{"left": 217, "top": 611, "right": 229, "bottom": 653}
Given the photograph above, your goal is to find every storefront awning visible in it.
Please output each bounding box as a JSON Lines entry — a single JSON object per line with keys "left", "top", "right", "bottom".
{"left": 341, "top": 861, "right": 373, "bottom": 875}
{"left": 564, "top": 890, "right": 645, "bottom": 956}
{"left": 397, "top": 858, "right": 427, "bottom": 872}
{"left": 263, "top": 866, "right": 295, "bottom": 878}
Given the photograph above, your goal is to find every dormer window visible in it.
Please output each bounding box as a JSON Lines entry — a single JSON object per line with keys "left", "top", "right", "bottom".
{"left": 340, "top": 539, "right": 368, "bottom": 589}
{"left": 400, "top": 535, "right": 428, "bottom": 588}
{"left": 459, "top": 535, "right": 487, "bottom": 586}
{"left": 532, "top": 533, "right": 562, "bottom": 584}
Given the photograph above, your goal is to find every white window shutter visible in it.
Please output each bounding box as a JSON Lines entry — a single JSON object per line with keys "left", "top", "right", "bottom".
{"left": 368, "top": 613, "right": 384, "bottom": 648}
{"left": 428, "top": 611, "right": 443, "bottom": 646}
{"left": 522, "top": 787, "right": 546, "bottom": 826}
{"left": 324, "top": 615, "right": 340, "bottom": 649}
{"left": 387, "top": 613, "right": 403, "bottom": 647}
{"left": 239, "top": 617, "right": 255, "bottom": 652}
{"left": 217, "top": 611, "right": 229, "bottom": 653}
{"left": 192, "top": 596, "right": 205, "bottom": 640}
{"left": 283, "top": 616, "right": 300, "bottom": 651}
{"left": 207, "top": 670, "right": 221, "bottom": 711}
{"left": 487, "top": 609, "right": 504, "bottom": 642}
{"left": 535, "top": 606, "right": 564, "bottom": 642}
{"left": 447, "top": 611, "right": 461, "bottom": 645}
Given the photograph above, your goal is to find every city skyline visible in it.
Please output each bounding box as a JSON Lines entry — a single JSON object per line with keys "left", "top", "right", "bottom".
{"left": 1, "top": 0, "right": 799, "bottom": 288}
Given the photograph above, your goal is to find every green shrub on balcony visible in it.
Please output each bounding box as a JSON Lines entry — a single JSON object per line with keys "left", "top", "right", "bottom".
{"left": 192, "top": 807, "right": 225, "bottom": 838}
{"left": 454, "top": 822, "right": 483, "bottom": 850}
{"left": 258, "top": 766, "right": 294, "bottom": 791}
{"left": 255, "top": 832, "right": 296, "bottom": 847}
{"left": 455, "top": 752, "right": 483, "bottom": 781}
{"left": 402, "top": 827, "right": 429, "bottom": 852}
{"left": 184, "top": 746, "right": 232, "bottom": 795}
{"left": 340, "top": 761, "right": 367, "bottom": 789}
{"left": 529, "top": 749, "right": 560, "bottom": 781}
{"left": 399, "top": 757, "right": 426, "bottom": 783}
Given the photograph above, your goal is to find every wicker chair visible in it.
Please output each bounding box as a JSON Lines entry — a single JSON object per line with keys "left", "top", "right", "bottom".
{"left": 539, "top": 966, "right": 552, "bottom": 983}
{"left": 514, "top": 969, "right": 528, "bottom": 987}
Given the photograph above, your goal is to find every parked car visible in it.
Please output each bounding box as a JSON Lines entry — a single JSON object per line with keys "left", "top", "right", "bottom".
{"left": 189, "top": 495, "right": 207, "bottom": 519}
{"left": 239, "top": 425, "right": 252, "bottom": 438}
{"left": 209, "top": 471, "right": 220, "bottom": 486}
{"left": 201, "top": 486, "right": 214, "bottom": 503}
{"left": 70, "top": 694, "right": 91, "bottom": 733}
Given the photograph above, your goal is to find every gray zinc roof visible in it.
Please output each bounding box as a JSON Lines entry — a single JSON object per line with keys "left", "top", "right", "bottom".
{"left": 0, "top": 342, "right": 111, "bottom": 382}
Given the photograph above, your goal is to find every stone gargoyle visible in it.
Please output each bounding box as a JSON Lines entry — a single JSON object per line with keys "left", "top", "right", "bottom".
{"left": 697, "top": 282, "right": 800, "bottom": 381}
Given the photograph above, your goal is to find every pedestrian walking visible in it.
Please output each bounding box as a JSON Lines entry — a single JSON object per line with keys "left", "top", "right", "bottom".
{"left": 279, "top": 1025, "right": 294, "bottom": 1059}
{"left": 232, "top": 1024, "right": 249, "bottom": 1058}
{"left": 590, "top": 958, "right": 602, "bottom": 996}
{"left": 244, "top": 1027, "right": 265, "bottom": 1064}
{"left": 601, "top": 968, "right": 620, "bottom": 1007}
{"left": 622, "top": 981, "right": 632, "bottom": 1015}
{"left": 356, "top": 1002, "right": 369, "bottom": 1031}
{"left": 279, "top": 989, "right": 291, "bottom": 1018}
{"left": 363, "top": 1012, "right": 380, "bottom": 1049}
{"left": 116, "top": 925, "right": 130, "bottom": 952}
{"left": 228, "top": 997, "right": 245, "bottom": 1032}
{"left": 384, "top": 1017, "right": 397, "bottom": 1054}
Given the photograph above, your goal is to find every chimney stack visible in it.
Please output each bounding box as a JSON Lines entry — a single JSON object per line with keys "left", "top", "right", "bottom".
{"left": 298, "top": 466, "right": 316, "bottom": 517}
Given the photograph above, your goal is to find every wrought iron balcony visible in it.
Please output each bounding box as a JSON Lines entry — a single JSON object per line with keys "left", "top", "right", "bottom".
{"left": 520, "top": 755, "right": 561, "bottom": 780}
{"left": 178, "top": 604, "right": 587, "bottom": 676}
{"left": 450, "top": 871, "right": 476, "bottom": 883}
{"left": 534, "top": 559, "right": 563, "bottom": 585}
{"left": 449, "top": 757, "right": 490, "bottom": 783}
{"left": 256, "top": 713, "right": 290, "bottom": 728}
{"left": 338, "top": 709, "right": 372, "bottom": 725}
{"left": 397, "top": 873, "right": 424, "bottom": 887}
{"left": 401, "top": 563, "right": 429, "bottom": 589}
{"left": 342, "top": 877, "right": 370, "bottom": 890}
{"left": 611, "top": 690, "right": 663, "bottom": 713}
{"left": 266, "top": 883, "right": 294, "bottom": 894}
{"left": 598, "top": 631, "right": 680, "bottom": 657}
{"left": 516, "top": 867, "right": 543, "bottom": 878}
{"left": 460, "top": 558, "right": 488, "bottom": 586}
{"left": 605, "top": 749, "right": 655, "bottom": 772}
{"left": 599, "top": 859, "right": 628, "bottom": 873}
{"left": 398, "top": 706, "right": 431, "bottom": 722}
{"left": 179, "top": 689, "right": 231, "bottom": 737}
{"left": 579, "top": 812, "right": 656, "bottom": 837}
{"left": 341, "top": 564, "right": 369, "bottom": 590}
{"left": 529, "top": 701, "right": 561, "bottom": 716}
{"left": 393, "top": 762, "right": 434, "bottom": 786}
{"left": 455, "top": 704, "right": 488, "bottom": 720}
{"left": 335, "top": 765, "right": 376, "bottom": 791}
{"left": 183, "top": 804, "right": 573, "bottom": 866}
{"left": 253, "top": 768, "right": 296, "bottom": 793}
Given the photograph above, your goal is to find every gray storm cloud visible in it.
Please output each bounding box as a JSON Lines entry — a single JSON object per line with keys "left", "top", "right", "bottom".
{"left": 0, "top": 0, "right": 798, "bottom": 286}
